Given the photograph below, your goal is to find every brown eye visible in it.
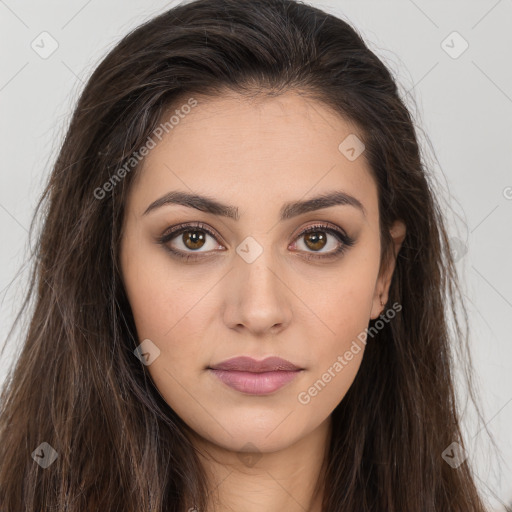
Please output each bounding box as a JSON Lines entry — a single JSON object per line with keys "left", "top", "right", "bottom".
{"left": 182, "top": 230, "right": 207, "bottom": 250}
{"left": 291, "top": 223, "right": 356, "bottom": 260}
{"left": 157, "top": 221, "right": 355, "bottom": 263}
{"left": 157, "top": 222, "right": 225, "bottom": 261}
{"left": 303, "top": 231, "right": 327, "bottom": 252}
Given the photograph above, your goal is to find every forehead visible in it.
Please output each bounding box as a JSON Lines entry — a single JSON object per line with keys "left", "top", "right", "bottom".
{"left": 128, "top": 91, "right": 378, "bottom": 222}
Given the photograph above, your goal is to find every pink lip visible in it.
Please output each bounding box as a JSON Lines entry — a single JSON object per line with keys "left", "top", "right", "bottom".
{"left": 208, "top": 356, "right": 303, "bottom": 395}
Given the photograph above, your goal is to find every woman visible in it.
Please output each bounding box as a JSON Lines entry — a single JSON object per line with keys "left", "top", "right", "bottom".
{"left": 0, "top": 0, "right": 493, "bottom": 510}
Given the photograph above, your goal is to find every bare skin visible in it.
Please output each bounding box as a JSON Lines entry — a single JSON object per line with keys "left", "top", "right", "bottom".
{"left": 120, "top": 90, "right": 406, "bottom": 512}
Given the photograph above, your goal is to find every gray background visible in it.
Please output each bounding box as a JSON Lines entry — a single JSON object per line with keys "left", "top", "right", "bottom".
{"left": 1, "top": 0, "right": 511, "bottom": 509}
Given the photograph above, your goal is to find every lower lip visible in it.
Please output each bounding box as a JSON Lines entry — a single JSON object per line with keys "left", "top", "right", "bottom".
{"left": 208, "top": 369, "right": 302, "bottom": 395}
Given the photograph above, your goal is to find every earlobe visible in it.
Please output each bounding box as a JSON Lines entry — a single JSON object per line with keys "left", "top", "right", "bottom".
{"left": 370, "top": 219, "right": 406, "bottom": 320}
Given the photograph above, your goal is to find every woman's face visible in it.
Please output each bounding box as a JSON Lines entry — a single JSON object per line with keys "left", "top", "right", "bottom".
{"left": 120, "top": 91, "right": 405, "bottom": 454}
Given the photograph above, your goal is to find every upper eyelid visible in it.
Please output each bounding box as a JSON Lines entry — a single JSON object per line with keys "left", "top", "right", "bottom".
{"left": 162, "top": 221, "right": 346, "bottom": 240}
{"left": 160, "top": 222, "right": 222, "bottom": 243}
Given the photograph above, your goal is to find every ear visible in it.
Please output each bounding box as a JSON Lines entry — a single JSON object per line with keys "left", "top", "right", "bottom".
{"left": 370, "top": 219, "right": 406, "bottom": 320}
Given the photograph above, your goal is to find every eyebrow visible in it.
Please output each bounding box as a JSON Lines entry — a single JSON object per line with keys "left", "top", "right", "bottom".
{"left": 143, "top": 190, "right": 366, "bottom": 220}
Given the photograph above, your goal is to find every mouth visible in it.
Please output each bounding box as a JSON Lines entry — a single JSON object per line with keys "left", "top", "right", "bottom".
{"left": 207, "top": 356, "right": 304, "bottom": 395}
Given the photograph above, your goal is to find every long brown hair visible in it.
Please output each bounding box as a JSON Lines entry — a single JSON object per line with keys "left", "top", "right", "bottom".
{"left": 0, "top": 0, "right": 495, "bottom": 509}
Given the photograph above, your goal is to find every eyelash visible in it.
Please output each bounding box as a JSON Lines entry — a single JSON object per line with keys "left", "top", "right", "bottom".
{"left": 156, "top": 221, "right": 355, "bottom": 262}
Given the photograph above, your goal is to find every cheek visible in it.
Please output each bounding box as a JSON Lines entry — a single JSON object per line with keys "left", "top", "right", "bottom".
{"left": 121, "top": 231, "right": 190, "bottom": 339}
{"left": 307, "top": 256, "right": 377, "bottom": 342}
{"left": 296, "top": 305, "right": 368, "bottom": 415}
{"left": 296, "top": 260, "right": 377, "bottom": 406}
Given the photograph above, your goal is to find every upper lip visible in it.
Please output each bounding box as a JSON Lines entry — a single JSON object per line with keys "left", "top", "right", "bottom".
{"left": 208, "top": 356, "right": 302, "bottom": 373}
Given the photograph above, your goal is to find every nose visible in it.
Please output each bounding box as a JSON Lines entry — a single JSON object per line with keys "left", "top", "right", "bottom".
{"left": 222, "top": 245, "right": 293, "bottom": 336}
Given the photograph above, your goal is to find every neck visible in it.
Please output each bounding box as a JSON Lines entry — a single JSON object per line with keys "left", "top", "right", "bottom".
{"left": 185, "top": 417, "right": 332, "bottom": 512}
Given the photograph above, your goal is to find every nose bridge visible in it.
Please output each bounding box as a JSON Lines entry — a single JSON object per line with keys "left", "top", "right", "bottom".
{"left": 235, "top": 234, "right": 282, "bottom": 296}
